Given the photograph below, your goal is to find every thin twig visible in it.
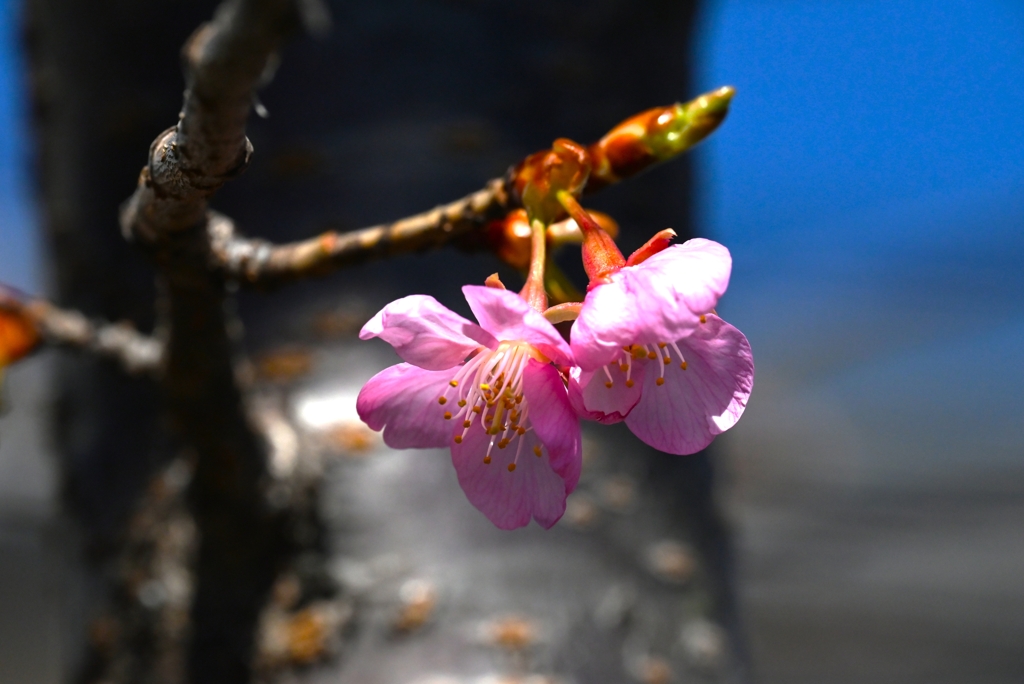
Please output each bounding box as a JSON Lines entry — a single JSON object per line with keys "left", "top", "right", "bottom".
{"left": 0, "top": 288, "right": 163, "bottom": 375}
{"left": 209, "top": 178, "right": 512, "bottom": 284}
{"left": 31, "top": 301, "right": 163, "bottom": 375}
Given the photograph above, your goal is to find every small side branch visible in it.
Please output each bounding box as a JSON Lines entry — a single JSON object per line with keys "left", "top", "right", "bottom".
{"left": 210, "top": 178, "right": 512, "bottom": 285}
{"left": 0, "top": 292, "right": 162, "bottom": 375}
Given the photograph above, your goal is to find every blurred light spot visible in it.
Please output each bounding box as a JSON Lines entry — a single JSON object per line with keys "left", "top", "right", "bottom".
{"left": 679, "top": 619, "right": 726, "bottom": 672}
{"left": 644, "top": 540, "right": 695, "bottom": 585}
{"left": 294, "top": 389, "right": 361, "bottom": 429}
{"left": 394, "top": 578, "right": 438, "bottom": 633}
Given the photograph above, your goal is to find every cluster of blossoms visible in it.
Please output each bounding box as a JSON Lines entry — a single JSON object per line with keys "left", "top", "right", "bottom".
{"left": 357, "top": 106, "right": 753, "bottom": 530}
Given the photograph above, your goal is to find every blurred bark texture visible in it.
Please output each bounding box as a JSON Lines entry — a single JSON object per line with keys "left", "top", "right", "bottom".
{"left": 25, "top": 0, "right": 746, "bottom": 683}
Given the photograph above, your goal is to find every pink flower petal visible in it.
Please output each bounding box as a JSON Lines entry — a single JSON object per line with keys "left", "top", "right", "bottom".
{"left": 624, "top": 315, "right": 753, "bottom": 454}
{"left": 356, "top": 363, "right": 457, "bottom": 449}
{"left": 360, "top": 294, "right": 496, "bottom": 370}
{"left": 462, "top": 285, "right": 572, "bottom": 365}
{"left": 451, "top": 422, "right": 570, "bottom": 530}
{"left": 638, "top": 238, "right": 732, "bottom": 317}
{"left": 566, "top": 366, "right": 642, "bottom": 425}
{"left": 521, "top": 359, "right": 582, "bottom": 493}
{"left": 570, "top": 239, "right": 733, "bottom": 371}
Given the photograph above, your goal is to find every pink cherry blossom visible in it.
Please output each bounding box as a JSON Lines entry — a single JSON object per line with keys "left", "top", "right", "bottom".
{"left": 357, "top": 285, "right": 581, "bottom": 529}
{"left": 569, "top": 238, "right": 754, "bottom": 455}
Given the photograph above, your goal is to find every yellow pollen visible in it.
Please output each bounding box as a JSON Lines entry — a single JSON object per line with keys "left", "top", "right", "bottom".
{"left": 623, "top": 345, "right": 631, "bottom": 352}
{"left": 463, "top": 420, "right": 471, "bottom": 428}
{"left": 483, "top": 455, "right": 492, "bottom": 464}
{"left": 605, "top": 381, "right": 613, "bottom": 389}
{"left": 444, "top": 411, "right": 452, "bottom": 420}
{"left": 480, "top": 383, "right": 490, "bottom": 391}
{"left": 454, "top": 435, "right": 463, "bottom": 444}
{"left": 681, "top": 361, "right": 688, "bottom": 370}
{"left": 449, "top": 379, "right": 459, "bottom": 387}
{"left": 458, "top": 399, "right": 467, "bottom": 407}
{"left": 516, "top": 394, "right": 523, "bottom": 404}
{"left": 658, "top": 342, "right": 667, "bottom": 349}
{"left": 656, "top": 377, "right": 665, "bottom": 386}
{"left": 619, "top": 363, "right": 629, "bottom": 372}
{"left": 700, "top": 315, "right": 707, "bottom": 324}
{"left": 472, "top": 406, "right": 482, "bottom": 414}
{"left": 663, "top": 357, "right": 671, "bottom": 364}
{"left": 533, "top": 445, "right": 542, "bottom": 457}
{"left": 625, "top": 379, "right": 635, "bottom": 388}
{"left": 498, "top": 439, "right": 510, "bottom": 449}
{"left": 517, "top": 427, "right": 526, "bottom": 435}
{"left": 647, "top": 350, "right": 657, "bottom": 360}
{"left": 438, "top": 396, "right": 447, "bottom": 405}
{"left": 507, "top": 463, "right": 516, "bottom": 472}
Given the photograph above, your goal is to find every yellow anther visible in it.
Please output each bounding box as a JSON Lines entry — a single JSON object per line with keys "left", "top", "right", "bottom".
{"left": 605, "top": 381, "right": 613, "bottom": 389}
{"left": 498, "top": 439, "right": 510, "bottom": 449}
{"left": 463, "top": 420, "right": 471, "bottom": 428}
{"left": 663, "top": 357, "right": 671, "bottom": 365}
{"left": 533, "top": 445, "right": 542, "bottom": 457}
{"left": 458, "top": 399, "right": 467, "bottom": 407}
{"left": 507, "top": 463, "right": 516, "bottom": 472}
{"left": 483, "top": 455, "right": 492, "bottom": 464}
{"left": 454, "top": 435, "right": 463, "bottom": 444}
{"left": 619, "top": 363, "right": 629, "bottom": 372}
{"left": 647, "top": 350, "right": 657, "bottom": 360}
{"left": 480, "top": 383, "right": 490, "bottom": 391}
{"left": 658, "top": 342, "right": 667, "bottom": 349}
{"left": 449, "top": 379, "right": 459, "bottom": 387}
{"left": 517, "top": 427, "right": 526, "bottom": 435}
{"left": 680, "top": 361, "right": 688, "bottom": 370}
{"left": 700, "top": 315, "right": 707, "bottom": 324}
{"left": 472, "top": 406, "right": 482, "bottom": 414}
{"left": 625, "top": 379, "right": 635, "bottom": 388}
{"left": 444, "top": 411, "right": 452, "bottom": 420}
{"left": 656, "top": 377, "right": 665, "bottom": 386}
{"left": 438, "top": 396, "right": 447, "bottom": 405}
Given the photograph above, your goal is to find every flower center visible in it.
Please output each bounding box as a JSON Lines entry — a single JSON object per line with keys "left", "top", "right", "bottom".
{"left": 438, "top": 340, "right": 549, "bottom": 469}
{"left": 602, "top": 340, "right": 689, "bottom": 389}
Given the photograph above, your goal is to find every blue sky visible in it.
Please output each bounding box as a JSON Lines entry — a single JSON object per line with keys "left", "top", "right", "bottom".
{"left": 0, "top": 0, "right": 37, "bottom": 291}
{"left": 696, "top": 0, "right": 1024, "bottom": 262}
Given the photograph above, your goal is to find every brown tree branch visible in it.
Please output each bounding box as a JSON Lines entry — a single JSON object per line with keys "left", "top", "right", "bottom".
{"left": 209, "top": 178, "right": 512, "bottom": 284}
{"left": 115, "top": 1, "right": 323, "bottom": 682}
{"left": 1, "top": 287, "right": 162, "bottom": 375}
{"left": 33, "top": 301, "right": 162, "bottom": 374}
{"left": 207, "top": 87, "right": 733, "bottom": 287}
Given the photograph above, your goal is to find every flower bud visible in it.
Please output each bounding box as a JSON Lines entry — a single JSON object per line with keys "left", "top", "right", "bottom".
{"left": 511, "top": 138, "right": 591, "bottom": 225}
{"left": 587, "top": 86, "right": 734, "bottom": 191}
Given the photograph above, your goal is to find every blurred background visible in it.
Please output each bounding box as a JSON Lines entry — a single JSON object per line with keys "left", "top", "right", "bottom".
{"left": 1, "top": 0, "right": 1022, "bottom": 682}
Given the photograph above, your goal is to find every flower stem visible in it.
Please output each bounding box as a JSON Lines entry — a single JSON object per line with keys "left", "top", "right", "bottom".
{"left": 555, "top": 191, "right": 625, "bottom": 283}
{"left": 519, "top": 219, "right": 549, "bottom": 312}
